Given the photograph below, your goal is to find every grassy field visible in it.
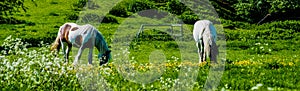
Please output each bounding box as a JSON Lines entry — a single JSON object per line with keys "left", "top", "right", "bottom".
{"left": 0, "top": 0, "right": 299, "bottom": 90}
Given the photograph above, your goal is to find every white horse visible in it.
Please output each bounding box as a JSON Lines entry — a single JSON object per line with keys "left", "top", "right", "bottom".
{"left": 51, "top": 23, "right": 111, "bottom": 65}
{"left": 193, "top": 20, "right": 218, "bottom": 63}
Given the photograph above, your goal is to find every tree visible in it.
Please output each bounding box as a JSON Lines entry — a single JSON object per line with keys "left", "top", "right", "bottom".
{"left": 233, "top": 0, "right": 300, "bottom": 23}
{"left": 0, "top": 0, "right": 35, "bottom": 23}
{"left": 1, "top": 0, "right": 36, "bottom": 16}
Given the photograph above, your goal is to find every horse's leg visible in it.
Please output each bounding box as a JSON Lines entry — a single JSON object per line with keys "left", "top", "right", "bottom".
{"left": 196, "top": 42, "right": 202, "bottom": 63}
{"left": 66, "top": 43, "right": 72, "bottom": 63}
{"left": 59, "top": 39, "right": 67, "bottom": 61}
{"left": 55, "top": 42, "right": 61, "bottom": 57}
{"left": 205, "top": 44, "right": 210, "bottom": 63}
{"left": 210, "top": 42, "right": 218, "bottom": 64}
{"left": 201, "top": 39, "right": 206, "bottom": 62}
{"left": 88, "top": 47, "right": 93, "bottom": 64}
{"left": 74, "top": 46, "right": 84, "bottom": 65}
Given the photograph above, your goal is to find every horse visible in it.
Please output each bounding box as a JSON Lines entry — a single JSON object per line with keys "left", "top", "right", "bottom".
{"left": 50, "top": 23, "right": 111, "bottom": 65}
{"left": 193, "top": 20, "right": 218, "bottom": 64}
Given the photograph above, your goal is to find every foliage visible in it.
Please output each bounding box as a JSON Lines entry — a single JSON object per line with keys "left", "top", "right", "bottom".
{"left": 109, "top": 0, "right": 156, "bottom": 17}
{"left": 178, "top": 11, "right": 198, "bottom": 24}
{"left": 0, "top": 16, "right": 26, "bottom": 24}
{"left": 0, "top": 37, "right": 81, "bottom": 90}
{"left": 102, "top": 15, "right": 119, "bottom": 24}
{"left": 0, "top": 36, "right": 299, "bottom": 90}
{"left": 1, "top": 35, "right": 30, "bottom": 55}
{"left": 127, "top": 0, "right": 156, "bottom": 13}
{"left": 109, "top": 2, "right": 129, "bottom": 17}
{"left": 211, "top": 0, "right": 300, "bottom": 23}
{"left": 0, "top": 0, "right": 35, "bottom": 16}
{"left": 165, "top": 0, "right": 187, "bottom": 15}
{"left": 0, "top": 0, "right": 300, "bottom": 90}
{"left": 2, "top": 0, "right": 299, "bottom": 25}
{"left": 72, "top": 0, "right": 88, "bottom": 11}
{"left": 0, "top": 0, "right": 35, "bottom": 24}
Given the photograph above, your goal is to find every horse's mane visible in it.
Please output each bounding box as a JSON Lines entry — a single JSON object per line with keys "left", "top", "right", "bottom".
{"left": 94, "top": 28, "right": 111, "bottom": 59}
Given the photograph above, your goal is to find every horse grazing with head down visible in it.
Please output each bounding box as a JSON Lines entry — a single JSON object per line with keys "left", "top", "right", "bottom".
{"left": 51, "top": 23, "right": 111, "bottom": 65}
{"left": 193, "top": 20, "right": 218, "bottom": 64}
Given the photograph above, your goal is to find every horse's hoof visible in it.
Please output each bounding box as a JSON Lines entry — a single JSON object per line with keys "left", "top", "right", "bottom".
{"left": 88, "top": 64, "right": 93, "bottom": 67}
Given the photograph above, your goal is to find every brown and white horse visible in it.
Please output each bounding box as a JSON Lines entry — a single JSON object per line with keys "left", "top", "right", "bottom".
{"left": 51, "top": 23, "right": 111, "bottom": 65}
{"left": 193, "top": 20, "right": 218, "bottom": 63}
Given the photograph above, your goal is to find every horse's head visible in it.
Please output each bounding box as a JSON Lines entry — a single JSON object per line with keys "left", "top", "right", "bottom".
{"left": 98, "top": 50, "right": 111, "bottom": 65}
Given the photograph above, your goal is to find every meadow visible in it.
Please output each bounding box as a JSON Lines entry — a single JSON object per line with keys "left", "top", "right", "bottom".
{"left": 0, "top": 0, "right": 299, "bottom": 90}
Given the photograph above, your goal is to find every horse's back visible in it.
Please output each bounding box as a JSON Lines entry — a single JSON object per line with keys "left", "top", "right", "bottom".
{"left": 66, "top": 24, "right": 97, "bottom": 47}
{"left": 193, "top": 20, "right": 213, "bottom": 42}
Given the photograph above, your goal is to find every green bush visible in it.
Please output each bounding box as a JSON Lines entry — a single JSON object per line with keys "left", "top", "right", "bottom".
{"left": 210, "top": 0, "right": 300, "bottom": 23}
{"left": 128, "top": 0, "right": 156, "bottom": 13}
{"left": 221, "top": 19, "right": 253, "bottom": 29}
{"left": 0, "top": 17, "right": 26, "bottom": 24}
{"left": 178, "top": 11, "right": 198, "bottom": 24}
{"left": 72, "top": 0, "right": 88, "bottom": 11}
{"left": 165, "top": 0, "right": 187, "bottom": 15}
{"left": 109, "top": 0, "right": 156, "bottom": 17}
{"left": 0, "top": 37, "right": 81, "bottom": 90}
{"left": 256, "top": 20, "right": 300, "bottom": 32}
{"left": 102, "top": 15, "right": 119, "bottom": 24}
{"left": 224, "top": 21, "right": 300, "bottom": 41}
{"left": 109, "top": 3, "right": 129, "bottom": 17}
{"left": 65, "top": 11, "right": 79, "bottom": 20}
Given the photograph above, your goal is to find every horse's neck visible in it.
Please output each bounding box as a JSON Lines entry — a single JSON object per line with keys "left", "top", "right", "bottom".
{"left": 95, "top": 31, "right": 109, "bottom": 54}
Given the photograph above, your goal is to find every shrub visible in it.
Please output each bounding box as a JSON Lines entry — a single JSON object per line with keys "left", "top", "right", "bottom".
{"left": 1, "top": 35, "right": 30, "bottom": 55}
{"left": 224, "top": 21, "right": 300, "bottom": 41}
{"left": 127, "top": 0, "right": 156, "bottom": 13}
{"left": 72, "top": 0, "right": 88, "bottom": 11}
{"left": 109, "top": 3, "right": 129, "bottom": 17}
{"left": 256, "top": 20, "right": 300, "bottom": 32}
{"left": 0, "top": 36, "right": 82, "bottom": 90}
{"left": 178, "top": 11, "right": 198, "bottom": 24}
{"left": 65, "top": 12, "right": 79, "bottom": 20}
{"left": 165, "top": 0, "right": 187, "bottom": 15}
{"left": 109, "top": 0, "right": 156, "bottom": 17}
{"left": 0, "top": 16, "right": 26, "bottom": 24}
{"left": 102, "top": 15, "right": 119, "bottom": 24}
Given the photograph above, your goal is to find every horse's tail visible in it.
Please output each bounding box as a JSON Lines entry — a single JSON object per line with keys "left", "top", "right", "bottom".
{"left": 50, "top": 23, "right": 75, "bottom": 51}
{"left": 50, "top": 35, "right": 61, "bottom": 51}
{"left": 51, "top": 25, "right": 65, "bottom": 51}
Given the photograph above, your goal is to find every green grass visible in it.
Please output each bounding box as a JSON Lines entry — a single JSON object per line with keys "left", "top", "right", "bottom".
{"left": 0, "top": 0, "right": 299, "bottom": 90}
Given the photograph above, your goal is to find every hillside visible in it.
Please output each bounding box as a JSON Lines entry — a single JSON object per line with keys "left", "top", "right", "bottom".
{"left": 0, "top": 0, "right": 299, "bottom": 90}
